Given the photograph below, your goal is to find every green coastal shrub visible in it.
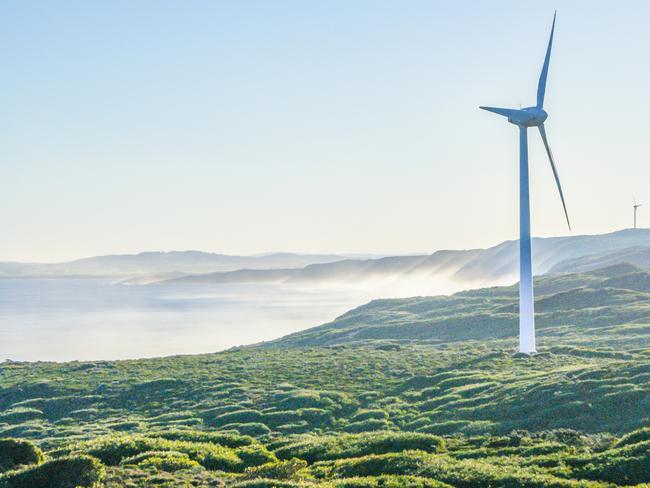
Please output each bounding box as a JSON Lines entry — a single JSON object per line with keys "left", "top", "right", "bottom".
{"left": 263, "top": 410, "right": 298, "bottom": 427}
{"left": 452, "top": 442, "right": 569, "bottom": 460}
{"left": 272, "top": 389, "right": 358, "bottom": 413}
{"left": 235, "top": 444, "right": 277, "bottom": 467}
{"left": 613, "top": 427, "right": 650, "bottom": 448}
{"left": 275, "top": 432, "right": 445, "bottom": 463}
{"left": 298, "top": 408, "right": 334, "bottom": 426}
{"left": 124, "top": 450, "right": 201, "bottom": 472}
{"left": 0, "top": 455, "right": 104, "bottom": 488}
{"left": 0, "top": 439, "right": 44, "bottom": 473}
{"left": 264, "top": 408, "right": 333, "bottom": 428}
{"left": 243, "top": 458, "right": 308, "bottom": 480}
{"left": 16, "top": 395, "right": 101, "bottom": 420}
{"left": 65, "top": 434, "right": 241, "bottom": 471}
{"left": 329, "top": 475, "right": 452, "bottom": 487}
{"left": 108, "top": 420, "right": 142, "bottom": 432}
{"left": 343, "top": 419, "right": 390, "bottom": 433}
{"left": 416, "top": 421, "right": 469, "bottom": 436}
{"left": 231, "top": 480, "right": 306, "bottom": 488}
{"left": 0, "top": 409, "right": 43, "bottom": 425}
{"left": 566, "top": 440, "right": 650, "bottom": 485}
{"left": 312, "top": 451, "right": 606, "bottom": 487}
{"left": 200, "top": 404, "right": 249, "bottom": 422}
{"left": 212, "top": 409, "right": 264, "bottom": 427}
{"left": 120, "top": 449, "right": 187, "bottom": 465}
{"left": 119, "top": 449, "right": 204, "bottom": 471}
{"left": 351, "top": 410, "right": 389, "bottom": 423}
{"left": 0, "top": 424, "right": 45, "bottom": 439}
{"left": 276, "top": 422, "right": 310, "bottom": 434}
{"left": 321, "top": 391, "right": 359, "bottom": 412}
{"left": 274, "top": 390, "right": 325, "bottom": 410}
{"left": 311, "top": 451, "right": 428, "bottom": 478}
{"left": 153, "top": 429, "right": 255, "bottom": 448}
{"left": 130, "top": 378, "right": 185, "bottom": 393}
{"left": 221, "top": 423, "right": 272, "bottom": 437}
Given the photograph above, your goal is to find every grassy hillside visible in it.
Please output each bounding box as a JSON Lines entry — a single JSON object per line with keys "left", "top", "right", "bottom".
{"left": 264, "top": 263, "right": 650, "bottom": 350}
{"left": 550, "top": 246, "right": 650, "bottom": 274}
{"left": 2, "top": 264, "right": 650, "bottom": 486}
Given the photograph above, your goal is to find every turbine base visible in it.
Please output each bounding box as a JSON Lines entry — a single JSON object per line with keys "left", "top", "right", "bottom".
{"left": 518, "top": 349, "right": 537, "bottom": 355}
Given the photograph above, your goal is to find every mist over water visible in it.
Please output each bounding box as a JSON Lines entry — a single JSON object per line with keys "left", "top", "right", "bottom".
{"left": 0, "top": 279, "right": 368, "bottom": 362}
{"left": 0, "top": 279, "right": 356, "bottom": 361}
{"left": 0, "top": 275, "right": 493, "bottom": 362}
{"left": 3, "top": 231, "right": 643, "bottom": 362}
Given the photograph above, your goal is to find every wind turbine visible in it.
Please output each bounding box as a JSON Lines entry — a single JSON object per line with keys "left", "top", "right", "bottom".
{"left": 633, "top": 197, "right": 642, "bottom": 229}
{"left": 480, "top": 12, "right": 570, "bottom": 354}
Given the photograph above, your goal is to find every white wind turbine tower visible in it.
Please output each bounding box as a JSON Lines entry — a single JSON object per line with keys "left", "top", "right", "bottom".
{"left": 480, "top": 12, "right": 570, "bottom": 354}
{"left": 633, "top": 197, "right": 642, "bottom": 229}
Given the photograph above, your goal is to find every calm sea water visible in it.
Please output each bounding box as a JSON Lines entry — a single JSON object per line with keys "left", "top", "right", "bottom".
{"left": 0, "top": 278, "right": 371, "bottom": 362}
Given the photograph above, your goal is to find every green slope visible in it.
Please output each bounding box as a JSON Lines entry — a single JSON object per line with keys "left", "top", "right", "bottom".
{"left": 262, "top": 263, "right": 650, "bottom": 350}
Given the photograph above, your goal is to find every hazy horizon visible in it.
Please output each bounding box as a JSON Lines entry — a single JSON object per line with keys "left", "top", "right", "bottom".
{"left": 3, "top": 226, "right": 644, "bottom": 265}
{"left": 0, "top": 279, "right": 382, "bottom": 361}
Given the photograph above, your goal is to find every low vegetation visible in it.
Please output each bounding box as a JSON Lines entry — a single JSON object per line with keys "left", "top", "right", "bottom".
{"left": 1, "top": 264, "right": 650, "bottom": 486}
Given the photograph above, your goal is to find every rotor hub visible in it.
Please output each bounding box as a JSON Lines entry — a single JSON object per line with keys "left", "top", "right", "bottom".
{"left": 508, "top": 107, "right": 548, "bottom": 127}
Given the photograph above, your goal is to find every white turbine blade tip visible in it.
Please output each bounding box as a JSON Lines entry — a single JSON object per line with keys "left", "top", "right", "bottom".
{"left": 536, "top": 12, "right": 556, "bottom": 108}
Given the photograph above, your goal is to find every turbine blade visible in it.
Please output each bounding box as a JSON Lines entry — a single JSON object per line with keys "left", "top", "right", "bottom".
{"left": 479, "top": 106, "right": 525, "bottom": 119}
{"left": 536, "top": 11, "right": 556, "bottom": 108}
{"left": 538, "top": 124, "right": 570, "bottom": 230}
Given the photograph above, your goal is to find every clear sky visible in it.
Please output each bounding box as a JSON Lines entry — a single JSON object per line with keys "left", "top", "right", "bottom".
{"left": 2, "top": 1, "right": 649, "bottom": 262}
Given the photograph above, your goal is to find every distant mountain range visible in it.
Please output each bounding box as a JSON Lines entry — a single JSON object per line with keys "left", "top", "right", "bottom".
{"left": 158, "top": 229, "right": 650, "bottom": 288}
{"left": 549, "top": 246, "right": 650, "bottom": 274}
{"left": 3, "top": 229, "right": 650, "bottom": 290}
{"left": 0, "top": 251, "right": 378, "bottom": 279}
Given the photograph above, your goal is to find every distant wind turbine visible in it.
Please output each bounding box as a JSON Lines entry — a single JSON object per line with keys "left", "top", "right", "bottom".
{"left": 633, "top": 197, "right": 642, "bottom": 229}
{"left": 480, "top": 12, "right": 570, "bottom": 354}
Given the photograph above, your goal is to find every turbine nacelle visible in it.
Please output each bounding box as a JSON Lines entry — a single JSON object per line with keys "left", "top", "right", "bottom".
{"left": 511, "top": 107, "right": 548, "bottom": 127}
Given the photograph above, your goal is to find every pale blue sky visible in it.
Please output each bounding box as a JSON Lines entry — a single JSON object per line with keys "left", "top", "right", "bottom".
{"left": 2, "top": 1, "right": 649, "bottom": 262}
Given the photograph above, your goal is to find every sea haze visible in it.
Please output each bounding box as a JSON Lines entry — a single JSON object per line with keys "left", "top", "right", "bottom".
{"left": 4, "top": 230, "right": 650, "bottom": 361}
{"left": 0, "top": 278, "right": 375, "bottom": 362}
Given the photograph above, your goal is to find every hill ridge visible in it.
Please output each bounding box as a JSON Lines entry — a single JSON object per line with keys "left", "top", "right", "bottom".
{"left": 259, "top": 262, "right": 650, "bottom": 349}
